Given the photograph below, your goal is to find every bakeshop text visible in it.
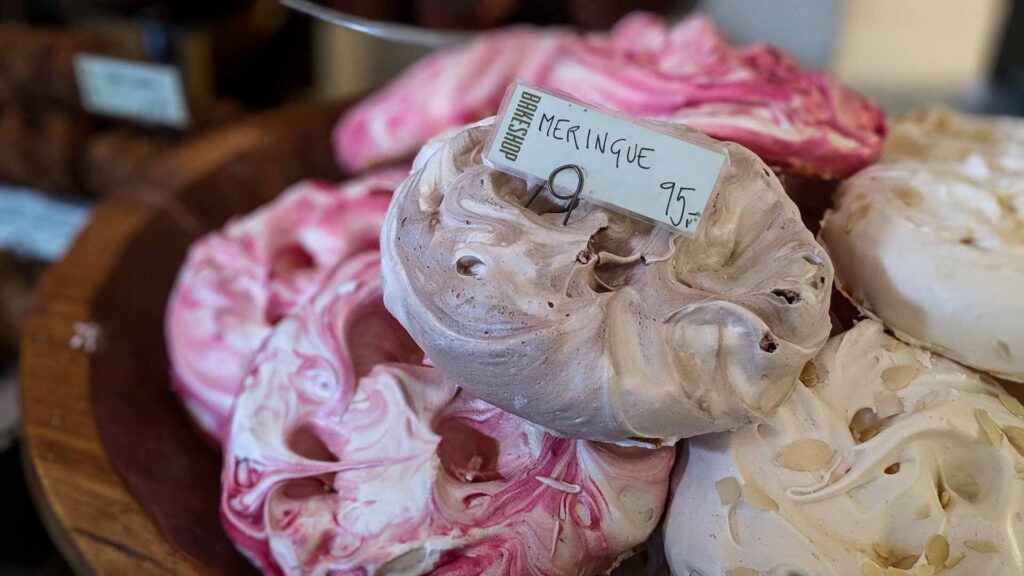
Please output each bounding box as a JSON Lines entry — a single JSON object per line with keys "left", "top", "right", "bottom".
{"left": 498, "top": 90, "right": 542, "bottom": 161}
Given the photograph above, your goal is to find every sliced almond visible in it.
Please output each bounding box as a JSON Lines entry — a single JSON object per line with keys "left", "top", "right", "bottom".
{"left": 913, "top": 348, "right": 933, "bottom": 369}
{"left": 860, "top": 427, "right": 881, "bottom": 443}
{"left": 883, "top": 338, "right": 908, "bottom": 353}
{"left": 881, "top": 365, "right": 918, "bottom": 390}
{"left": 892, "top": 184, "right": 924, "bottom": 207}
{"left": 777, "top": 439, "right": 834, "bottom": 471}
{"left": 893, "top": 555, "right": 919, "bottom": 569}
{"left": 964, "top": 540, "right": 1000, "bottom": 553}
{"left": 999, "top": 393, "right": 1024, "bottom": 418}
{"left": 875, "top": 390, "right": 904, "bottom": 419}
{"left": 862, "top": 561, "right": 885, "bottom": 576}
{"left": 850, "top": 408, "right": 882, "bottom": 444}
{"left": 997, "top": 193, "right": 1015, "bottom": 213}
{"left": 742, "top": 483, "right": 778, "bottom": 512}
{"left": 976, "top": 409, "right": 1004, "bottom": 448}
{"left": 716, "top": 476, "right": 741, "bottom": 505}
{"left": 799, "top": 361, "right": 818, "bottom": 387}
{"left": 1003, "top": 426, "right": 1024, "bottom": 457}
{"left": 939, "top": 490, "right": 951, "bottom": 509}
{"left": 912, "top": 566, "right": 936, "bottom": 576}
{"left": 996, "top": 340, "right": 1012, "bottom": 362}
{"left": 945, "top": 552, "right": 965, "bottom": 568}
{"left": 886, "top": 568, "right": 910, "bottom": 576}
{"left": 915, "top": 390, "right": 944, "bottom": 412}
{"left": 924, "top": 534, "right": 949, "bottom": 567}
{"left": 845, "top": 203, "right": 872, "bottom": 232}
{"left": 873, "top": 541, "right": 894, "bottom": 559}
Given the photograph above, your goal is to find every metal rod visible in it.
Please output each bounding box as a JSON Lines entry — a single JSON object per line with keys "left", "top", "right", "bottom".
{"left": 280, "top": 0, "right": 469, "bottom": 48}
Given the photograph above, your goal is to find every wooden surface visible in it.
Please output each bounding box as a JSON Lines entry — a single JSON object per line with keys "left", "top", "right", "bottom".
{"left": 19, "top": 101, "right": 347, "bottom": 575}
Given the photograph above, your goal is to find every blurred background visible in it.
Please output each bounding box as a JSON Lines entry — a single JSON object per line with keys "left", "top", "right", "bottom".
{"left": 0, "top": 0, "right": 1020, "bottom": 573}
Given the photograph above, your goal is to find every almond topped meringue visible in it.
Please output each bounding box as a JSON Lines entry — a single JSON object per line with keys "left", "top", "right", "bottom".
{"left": 335, "top": 12, "right": 885, "bottom": 180}
{"left": 380, "top": 120, "right": 833, "bottom": 444}
{"left": 664, "top": 319, "right": 1024, "bottom": 576}
{"left": 221, "top": 252, "right": 674, "bottom": 576}
{"left": 820, "top": 108, "right": 1024, "bottom": 382}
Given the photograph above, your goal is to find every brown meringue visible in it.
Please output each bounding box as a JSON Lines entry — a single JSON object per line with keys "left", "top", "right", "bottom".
{"left": 381, "top": 121, "right": 832, "bottom": 443}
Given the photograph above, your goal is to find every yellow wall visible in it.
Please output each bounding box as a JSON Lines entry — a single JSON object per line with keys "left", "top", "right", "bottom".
{"left": 834, "top": 0, "right": 1009, "bottom": 108}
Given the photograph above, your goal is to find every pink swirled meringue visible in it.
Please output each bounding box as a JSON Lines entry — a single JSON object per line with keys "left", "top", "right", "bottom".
{"left": 165, "top": 168, "right": 407, "bottom": 444}
{"left": 221, "top": 252, "right": 675, "bottom": 575}
{"left": 380, "top": 121, "right": 833, "bottom": 444}
{"left": 335, "top": 12, "right": 885, "bottom": 179}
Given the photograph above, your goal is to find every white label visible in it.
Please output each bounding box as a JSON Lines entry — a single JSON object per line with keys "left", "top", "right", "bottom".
{"left": 0, "top": 184, "right": 91, "bottom": 262}
{"left": 74, "top": 54, "right": 190, "bottom": 128}
{"left": 485, "top": 82, "right": 727, "bottom": 235}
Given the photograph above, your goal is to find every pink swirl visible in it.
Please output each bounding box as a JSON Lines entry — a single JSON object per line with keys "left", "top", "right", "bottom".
{"left": 221, "top": 252, "right": 674, "bottom": 575}
{"left": 335, "top": 12, "right": 884, "bottom": 179}
{"left": 165, "top": 168, "right": 408, "bottom": 444}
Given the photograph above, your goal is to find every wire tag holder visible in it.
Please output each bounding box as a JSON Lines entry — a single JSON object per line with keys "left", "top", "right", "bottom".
{"left": 524, "top": 164, "right": 584, "bottom": 226}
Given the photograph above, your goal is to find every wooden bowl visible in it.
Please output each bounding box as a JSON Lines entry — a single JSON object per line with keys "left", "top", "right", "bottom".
{"left": 20, "top": 101, "right": 347, "bottom": 575}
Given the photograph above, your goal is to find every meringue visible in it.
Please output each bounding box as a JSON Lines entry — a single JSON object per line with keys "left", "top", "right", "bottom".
{"left": 221, "top": 252, "right": 674, "bottom": 575}
{"left": 883, "top": 107, "right": 1024, "bottom": 171}
{"left": 165, "top": 169, "right": 406, "bottom": 443}
{"left": 820, "top": 108, "right": 1024, "bottom": 382}
{"left": 335, "top": 12, "right": 885, "bottom": 180}
{"left": 664, "top": 319, "right": 1024, "bottom": 576}
{"left": 380, "top": 120, "right": 833, "bottom": 444}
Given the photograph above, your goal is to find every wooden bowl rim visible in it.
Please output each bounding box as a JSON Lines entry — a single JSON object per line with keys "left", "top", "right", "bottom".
{"left": 19, "top": 101, "right": 348, "bottom": 575}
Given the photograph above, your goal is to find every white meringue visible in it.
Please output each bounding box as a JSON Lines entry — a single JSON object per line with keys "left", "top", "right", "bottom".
{"left": 820, "top": 108, "right": 1024, "bottom": 382}
{"left": 883, "top": 107, "right": 1024, "bottom": 172}
{"left": 664, "top": 319, "right": 1024, "bottom": 576}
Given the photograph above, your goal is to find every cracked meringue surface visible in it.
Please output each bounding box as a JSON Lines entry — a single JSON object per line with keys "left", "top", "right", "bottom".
{"left": 380, "top": 121, "right": 833, "bottom": 444}
{"left": 335, "top": 12, "right": 885, "bottom": 180}
{"left": 820, "top": 108, "right": 1024, "bottom": 382}
{"left": 664, "top": 319, "right": 1024, "bottom": 576}
{"left": 221, "top": 252, "right": 674, "bottom": 575}
{"left": 166, "top": 169, "right": 407, "bottom": 443}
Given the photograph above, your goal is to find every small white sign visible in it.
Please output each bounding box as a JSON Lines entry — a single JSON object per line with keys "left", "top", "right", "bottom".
{"left": 74, "top": 54, "right": 190, "bottom": 128}
{"left": 485, "top": 82, "right": 727, "bottom": 235}
{"left": 0, "top": 184, "right": 91, "bottom": 262}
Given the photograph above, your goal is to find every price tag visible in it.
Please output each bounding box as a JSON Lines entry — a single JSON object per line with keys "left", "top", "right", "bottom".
{"left": 74, "top": 54, "right": 190, "bottom": 128}
{"left": 0, "top": 184, "right": 91, "bottom": 261}
{"left": 485, "top": 82, "right": 727, "bottom": 235}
